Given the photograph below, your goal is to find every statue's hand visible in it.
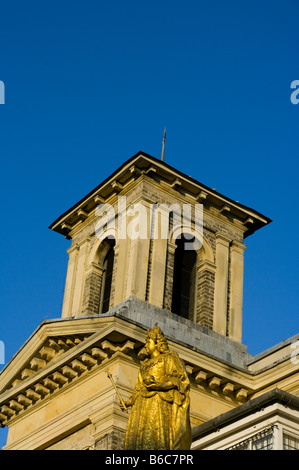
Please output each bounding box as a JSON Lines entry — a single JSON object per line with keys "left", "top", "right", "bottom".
{"left": 146, "top": 380, "right": 174, "bottom": 391}
{"left": 143, "top": 375, "right": 156, "bottom": 386}
{"left": 145, "top": 382, "right": 158, "bottom": 390}
{"left": 119, "top": 399, "right": 132, "bottom": 411}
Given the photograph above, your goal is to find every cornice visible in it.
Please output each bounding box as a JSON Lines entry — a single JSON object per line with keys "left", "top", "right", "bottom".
{"left": 49, "top": 152, "right": 271, "bottom": 240}
{"left": 0, "top": 313, "right": 255, "bottom": 428}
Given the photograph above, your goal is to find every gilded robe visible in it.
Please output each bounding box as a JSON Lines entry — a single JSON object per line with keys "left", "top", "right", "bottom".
{"left": 125, "top": 350, "right": 191, "bottom": 450}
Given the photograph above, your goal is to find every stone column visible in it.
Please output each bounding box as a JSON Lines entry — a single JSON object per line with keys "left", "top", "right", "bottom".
{"left": 124, "top": 203, "right": 151, "bottom": 301}
{"left": 108, "top": 243, "right": 118, "bottom": 309}
{"left": 62, "top": 243, "right": 79, "bottom": 318}
{"left": 148, "top": 206, "right": 169, "bottom": 308}
{"left": 213, "top": 234, "right": 231, "bottom": 336}
{"left": 163, "top": 242, "right": 177, "bottom": 311}
{"left": 228, "top": 240, "right": 246, "bottom": 342}
{"left": 71, "top": 237, "right": 91, "bottom": 317}
{"left": 125, "top": 237, "right": 150, "bottom": 300}
{"left": 112, "top": 237, "right": 130, "bottom": 305}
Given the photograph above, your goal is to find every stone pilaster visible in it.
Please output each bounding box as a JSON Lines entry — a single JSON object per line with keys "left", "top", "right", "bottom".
{"left": 228, "top": 240, "right": 246, "bottom": 342}
{"left": 163, "top": 242, "right": 176, "bottom": 311}
{"left": 62, "top": 243, "right": 79, "bottom": 318}
{"left": 213, "top": 234, "right": 231, "bottom": 336}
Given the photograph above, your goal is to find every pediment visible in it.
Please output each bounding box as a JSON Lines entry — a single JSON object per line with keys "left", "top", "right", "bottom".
{"left": 2, "top": 334, "right": 92, "bottom": 393}
{"left": 0, "top": 315, "right": 145, "bottom": 427}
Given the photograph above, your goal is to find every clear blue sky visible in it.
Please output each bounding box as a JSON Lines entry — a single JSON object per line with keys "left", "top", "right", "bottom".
{"left": 0, "top": 0, "right": 298, "bottom": 448}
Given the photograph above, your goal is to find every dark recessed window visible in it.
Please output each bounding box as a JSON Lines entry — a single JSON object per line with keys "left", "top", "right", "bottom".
{"left": 99, "top": 240, "right": 115, "bottom": 313}
{"left": 172, "top": 235, "right": 197, "bottom": 320}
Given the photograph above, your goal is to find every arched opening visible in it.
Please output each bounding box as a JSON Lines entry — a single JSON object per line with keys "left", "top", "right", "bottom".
{"left": 171, "top": 234, "right": 197, "bottom": 320}
{"left": 99, "top": 238, "right": 115, "bottom": 313}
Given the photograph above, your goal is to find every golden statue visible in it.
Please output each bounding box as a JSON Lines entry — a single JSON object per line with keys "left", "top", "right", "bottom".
{"left": 120, "top": 323, "right": 191, "bottom": 450}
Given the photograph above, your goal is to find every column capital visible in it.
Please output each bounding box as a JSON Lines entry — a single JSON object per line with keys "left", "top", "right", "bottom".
{"left": 231, "top": 240, "right": 247, "bottom": 254}
{"left": 167, "top": 241, "right": 177, "bottom": 254}
{"left": 67, "top": 236, "right": 92, "bottom": 254}
{"left": 215, "top": 233, "right": 231, "bottom": 246}
{"left": 113, "top": 243, "right": 120, "bottom": 255}
{"left": 197, "top": 259, "right": 216, "bottom": 273}
{"left": 77, "top": 236, "right": 92, "bottom": 248}
{"left": 67, "top": 243, "right": 79, "bottom": 255}
{"left": 85, "top": 262, "right": 105, "bottom": 276}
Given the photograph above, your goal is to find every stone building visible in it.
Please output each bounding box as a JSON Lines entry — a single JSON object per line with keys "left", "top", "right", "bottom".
{"left": 0, "top": 151, "right": 298, "bottom": 450}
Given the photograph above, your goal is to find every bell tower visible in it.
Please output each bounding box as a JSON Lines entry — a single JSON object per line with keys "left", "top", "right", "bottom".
{"left": 0, "top": 151, "right": 273, "bottom": 450}
{"left": 50, "top": 151, "right": 270, "bottom": 342}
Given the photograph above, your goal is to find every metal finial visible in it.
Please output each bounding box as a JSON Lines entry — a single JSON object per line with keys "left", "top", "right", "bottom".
{"left": 161, "top": 128, "right": 166, "bottom": 162}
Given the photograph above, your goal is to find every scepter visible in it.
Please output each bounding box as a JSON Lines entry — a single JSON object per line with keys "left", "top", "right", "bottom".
{"left": 106, "top": 371, "right": 128, "bottom": 413}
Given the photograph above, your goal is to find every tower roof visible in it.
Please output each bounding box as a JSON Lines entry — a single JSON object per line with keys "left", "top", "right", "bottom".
{"left": 49, "top": 150, "right": 272, "bottom": 239}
